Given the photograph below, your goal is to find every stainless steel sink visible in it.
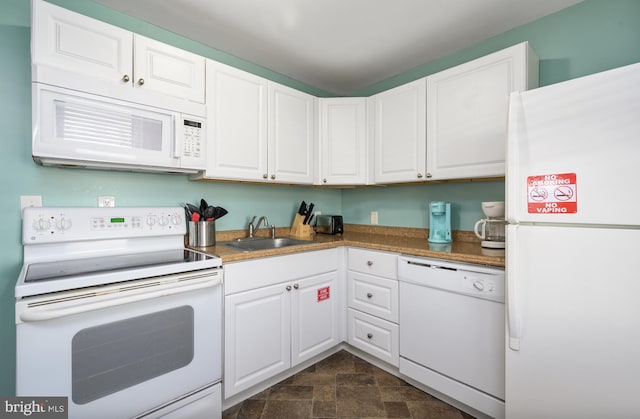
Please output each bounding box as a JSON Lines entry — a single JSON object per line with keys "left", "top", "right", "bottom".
{"left": 219, "top": 237, "right": 314, "bottom": 252}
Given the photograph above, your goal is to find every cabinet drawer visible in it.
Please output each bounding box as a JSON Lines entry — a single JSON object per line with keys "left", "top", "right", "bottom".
{"left": 347, "top": 309, "right": 399, "bottom": 367}
{"left": 348, "top": 248, "right": 397, "bottom": 278}
{"left": 348, "top": 272, "right": 398, "bottom": 322}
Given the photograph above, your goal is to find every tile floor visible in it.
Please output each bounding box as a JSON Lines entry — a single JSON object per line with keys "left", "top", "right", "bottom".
{"left": 222, "top": 350, "right": 476, "bottom": 419}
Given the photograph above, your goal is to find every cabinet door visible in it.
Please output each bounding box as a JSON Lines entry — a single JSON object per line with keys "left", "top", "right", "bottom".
{"left": 372, "top": 79, "right": 426, "bottom": 184}
{"left": 204, "top": 61, "right": 268, "bottom": 181}
{"left": 291, "top": 272, "right": 340, "bottom": 366}
{"left": 32, "top": 0, "right": 133, "bottom": 87}
{"left": 134, "top": 35, "right": 205, "bottom": 103}
{"left": 224, "top": 283, "right": 290, "bottom": 398}
{"left": 268, "top": 82, "right": 316, "bottom": 184}
{"left": 318, "top": 98, "right": 368, "bottom": 185}
{"left": 426, "top": 42, "right": 536, "bottom": 180}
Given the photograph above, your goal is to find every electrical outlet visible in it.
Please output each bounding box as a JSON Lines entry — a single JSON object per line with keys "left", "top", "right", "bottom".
{"left": 20, "top": 195, "right": 42, "bottom": 212}
{"left": 370, "top": 211, "right": 378, "bottom": 225}
{"left": 98, "top": 196, "right": 115, "bottom": 208}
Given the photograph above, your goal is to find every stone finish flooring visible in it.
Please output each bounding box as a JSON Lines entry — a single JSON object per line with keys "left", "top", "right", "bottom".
{"left": 222, "top": 350, "right": 476, "bottom": 419}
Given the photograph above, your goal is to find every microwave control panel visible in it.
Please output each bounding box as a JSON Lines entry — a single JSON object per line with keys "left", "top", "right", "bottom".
{"left": 182, "top": 119, "right": 203, "bottom": 158}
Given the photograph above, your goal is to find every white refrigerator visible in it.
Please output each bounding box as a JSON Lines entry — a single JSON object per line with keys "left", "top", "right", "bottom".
{"left": 505, "top": 62, "right": 640, "bottom": 418}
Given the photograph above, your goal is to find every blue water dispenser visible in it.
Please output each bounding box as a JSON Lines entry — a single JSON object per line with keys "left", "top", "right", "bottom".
{"left": 428, "top": 201, "right": 452, "bottom": 243}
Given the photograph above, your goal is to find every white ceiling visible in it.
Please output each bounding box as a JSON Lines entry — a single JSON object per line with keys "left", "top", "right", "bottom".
{"left": 93, "top": 0, "right": 583, "bottom": 95}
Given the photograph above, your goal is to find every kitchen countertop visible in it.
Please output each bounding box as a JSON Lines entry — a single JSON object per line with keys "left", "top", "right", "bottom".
{"left": 190, "top": 224, "right": 505, "bottom": 268}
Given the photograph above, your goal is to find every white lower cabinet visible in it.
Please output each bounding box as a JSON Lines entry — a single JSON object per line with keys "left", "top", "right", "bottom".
{"left": 346, "top": 248, "right": 400, "bottom": 366}
{"left": 223, "top": 249, "right": 340, "bottom": 398}
{"left": 347, "top": 308, "right": 399, "bottom": 366}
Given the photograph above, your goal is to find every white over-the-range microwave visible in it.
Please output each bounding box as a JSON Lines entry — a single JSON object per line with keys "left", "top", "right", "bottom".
{"left": 32, "top": 82, "right": 206, "bottom": 173}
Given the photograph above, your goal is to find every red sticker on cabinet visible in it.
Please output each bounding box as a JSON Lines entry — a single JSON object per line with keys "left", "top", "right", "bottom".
{"left": 527, "top": 173, "right": 577, "bottom": 214}
{"left": 317, "top": 286, "right": 330, "bottom": 302}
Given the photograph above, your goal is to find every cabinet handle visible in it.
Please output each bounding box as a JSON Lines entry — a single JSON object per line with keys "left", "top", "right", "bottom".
{"left": 323, "top": 178, "right": 327, "bottom": 183}
{"left": 366, "top": 293, "right": 373, "bottom": 299}
{"left": 262, "top": 173, "right": 268, "bottom": 179}
{"left": 367, "top": 261, "right": 373, "bottom": 266}
{"left": 367, "top": 333, "right": 373, "bottom": 339}
{"left": 270, "top": 174, "right": 276, "bottom": 180}
{"left": 286, "top": 285, "right": 292, "bottom": 291}
{"left": 426, "top": 173, "right": 433, "bottom": 179}
{"left": 417, "top": 173, "right": 423, "bottom": 179}
{"left": 122, "top": 74, "right": 130, "bottom": 83}
{"left": 137, "top": 78, "right": 145, "bottom": 86}
{"left": 293, "top": 284, "right": 299, "bottom": 290}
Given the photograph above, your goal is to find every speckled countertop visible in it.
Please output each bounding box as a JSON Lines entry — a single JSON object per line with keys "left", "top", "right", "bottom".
{"left": 189, "top": 224, "right": 505, "bottom": 268}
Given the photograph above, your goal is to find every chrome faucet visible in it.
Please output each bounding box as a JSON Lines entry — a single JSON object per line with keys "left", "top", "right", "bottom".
{"left": 248, "top": 215, "right": 269, "bottom": 238}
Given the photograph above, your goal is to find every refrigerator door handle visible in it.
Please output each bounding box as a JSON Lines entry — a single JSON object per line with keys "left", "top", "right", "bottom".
{"left": 505, "top": 91, "right": 523, "bottom": 224}
{"left": 506, "top": 224, "right": 522, "bottom": 350}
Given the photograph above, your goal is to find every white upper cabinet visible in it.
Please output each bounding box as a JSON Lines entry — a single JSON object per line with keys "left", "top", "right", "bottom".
{"left": 200, "top": 65, "right": 315, "bottom": 184}
{"left": 133, "top": 35, "right": 205, "bottom": 103}
{"left": 318, "top": 98, "right": 369, "bottom": 185}
{"left": 426, "top": 42, "right": 538, "bottom": 180}
{"left": 371, "top": 79, "right": 427, "bottom": 184}
{"left": 32, "top": 0, "right": 205, "bottom": 104}
{"left": 32, "top": 0, "right": 132, "bottom": 85}
{"left": 268, "top": 82, "right": 316, "bottom": 184}
{"left": 203, "top": 60, "right": 268, "bottom": 181}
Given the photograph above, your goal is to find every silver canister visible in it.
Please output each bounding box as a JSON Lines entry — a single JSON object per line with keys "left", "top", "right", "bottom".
{"left": 188, "top": 221, "right": 216, "bottom": 247}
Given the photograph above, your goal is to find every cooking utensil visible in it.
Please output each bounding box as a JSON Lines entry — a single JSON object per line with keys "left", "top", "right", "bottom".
{"left": 200, "top": 199, "right": 208, "bottom": 215}
{"left": 203, "top": 206, "right": 214, "bottom": 220}
{"left": 186, "top": 203, "right": 200, "bottom": 216}
{"left": 213, "top": 206, "right": 228, "bottom": 219}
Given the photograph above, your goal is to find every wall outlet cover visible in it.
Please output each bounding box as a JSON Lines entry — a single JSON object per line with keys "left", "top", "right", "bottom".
{"left": 20, "top": 195, "right": 42, "bottom": 212}
{"left": 98, "top": 196, "right": 116, "bottom": 207}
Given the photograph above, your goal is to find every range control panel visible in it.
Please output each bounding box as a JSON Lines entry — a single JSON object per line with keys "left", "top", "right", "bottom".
{"left": 22, "top": 207, "right": 185, "bottom": 243}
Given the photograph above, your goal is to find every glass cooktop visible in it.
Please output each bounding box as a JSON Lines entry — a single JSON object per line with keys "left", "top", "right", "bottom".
{"left": 25, "top": 249, "right": 216, "bottom": 282}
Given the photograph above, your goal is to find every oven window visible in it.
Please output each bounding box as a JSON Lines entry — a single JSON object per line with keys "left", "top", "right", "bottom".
{"left": 72, "top": 306, "right": 194, "bottom": 404}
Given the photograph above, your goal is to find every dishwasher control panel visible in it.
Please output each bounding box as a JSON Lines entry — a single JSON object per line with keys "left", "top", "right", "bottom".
{"left": 462, "top": 273, "right": 502, "bottom": 299}
{"left": 398, "top": 256, "right": 505, "bottom": 302}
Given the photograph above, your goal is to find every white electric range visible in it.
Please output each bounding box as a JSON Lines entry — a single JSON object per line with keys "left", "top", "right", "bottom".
{"left": 16, "top": 207, "right": 223, "bottom": 419}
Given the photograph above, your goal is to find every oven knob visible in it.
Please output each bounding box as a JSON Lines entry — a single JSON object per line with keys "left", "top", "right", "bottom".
{"left": 158, "top": 215, "right": 169, "bottom": 226}
{"left": 33, "top": 217, "right": 51, "bottom": 231}
{"left": 55, "top": 217, "right": 72, "bottom": 231}
{"left": 171, "top": 213, "right": 182, "bottom": 225}
{"left": 146, "top": 215, "right": 157, "bottom": 227}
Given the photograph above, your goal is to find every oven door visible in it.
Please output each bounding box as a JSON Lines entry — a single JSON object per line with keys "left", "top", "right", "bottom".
{"left": 16, "top": 269, "right": 222, "bottom": 419}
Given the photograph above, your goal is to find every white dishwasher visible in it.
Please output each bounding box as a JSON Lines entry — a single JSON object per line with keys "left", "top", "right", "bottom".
{"left": 398, "top": 256, "right": 505, "bottom": 419}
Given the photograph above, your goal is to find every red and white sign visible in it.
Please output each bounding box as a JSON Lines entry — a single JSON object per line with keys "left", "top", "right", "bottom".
{"left": 317, "top": 286, "right": 330, "bottom": 302}
{"left": 527, "top": 173, "right": 577, "bottom": 214}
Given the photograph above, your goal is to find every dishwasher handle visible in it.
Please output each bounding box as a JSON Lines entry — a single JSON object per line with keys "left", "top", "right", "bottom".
{"left": 19, "top": 275, "right": 222, "bottom": 323}
{"left": 405, "top": 260, "right": 457, "bottom": 271}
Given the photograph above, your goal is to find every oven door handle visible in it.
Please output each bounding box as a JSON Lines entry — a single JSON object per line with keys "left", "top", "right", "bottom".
{"left": 19, "top": 276, "right": 222, "bottom": 323}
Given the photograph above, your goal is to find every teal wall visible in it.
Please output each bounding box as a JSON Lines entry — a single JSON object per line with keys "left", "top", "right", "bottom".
{"left": 1, "top": 0, "right": 639, "bottom": 395}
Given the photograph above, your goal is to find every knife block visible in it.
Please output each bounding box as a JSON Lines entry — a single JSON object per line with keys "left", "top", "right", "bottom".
{"left": 289, "top": 214, "right": 314, "bottom": 238}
